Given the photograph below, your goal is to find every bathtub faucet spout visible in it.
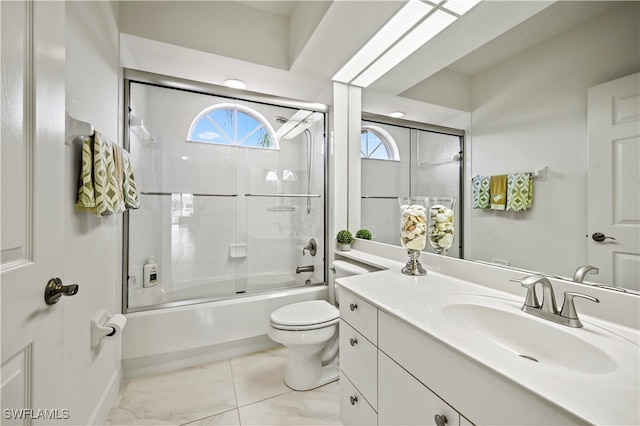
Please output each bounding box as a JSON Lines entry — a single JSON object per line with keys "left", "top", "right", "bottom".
{"left": 296, "top": 265, "right": 315, "bottom": 274}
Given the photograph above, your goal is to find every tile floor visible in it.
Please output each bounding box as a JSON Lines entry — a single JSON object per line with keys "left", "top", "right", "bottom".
{"left": 107, "top": 347, "right": 342, "bottom": 425}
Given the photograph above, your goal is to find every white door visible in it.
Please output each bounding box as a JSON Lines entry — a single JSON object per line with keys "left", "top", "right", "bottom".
{"left": 587, "top": 73, "right": 640, "bottom": 290}
{"left": 1, "top": 2, "right": 68, "bottom": 424}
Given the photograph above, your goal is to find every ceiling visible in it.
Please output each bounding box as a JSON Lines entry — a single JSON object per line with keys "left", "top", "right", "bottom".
{"left": 120, "top": 1, "right": 629, "bottom": 123}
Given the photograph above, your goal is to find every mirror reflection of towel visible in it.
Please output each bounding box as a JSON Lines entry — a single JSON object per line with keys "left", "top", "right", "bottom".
{"left": 507, "top": 173, "right": 533, "bottom": 211}
{"left": 490, "top": 175, "right": 507, "bottom": 210}
{"left": 472, "top": 176, "right": 490, "bottom": 208}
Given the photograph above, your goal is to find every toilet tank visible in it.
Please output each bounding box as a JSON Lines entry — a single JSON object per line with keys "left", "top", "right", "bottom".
{"left": 332, "top": 260, "right": 377, "bottom": 304}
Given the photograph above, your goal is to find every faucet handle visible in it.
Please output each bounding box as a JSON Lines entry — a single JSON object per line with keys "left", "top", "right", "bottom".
{"left": 510, "top": 277, "right": 540, "bottom": 308}
{"left": 560, "top": 292, "right": 600, "bottom": 321}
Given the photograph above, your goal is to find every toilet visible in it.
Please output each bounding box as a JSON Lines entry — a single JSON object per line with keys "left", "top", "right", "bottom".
{"left": 268, "top": 260, "right": 372, "bottom": 390}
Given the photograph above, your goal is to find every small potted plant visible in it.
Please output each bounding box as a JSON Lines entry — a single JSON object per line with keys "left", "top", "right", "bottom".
{"left": 336, "top": 229, "right": 354, "bottom": 251}
{"left": 355, "top": 229, "right": 372, "bottom": 240}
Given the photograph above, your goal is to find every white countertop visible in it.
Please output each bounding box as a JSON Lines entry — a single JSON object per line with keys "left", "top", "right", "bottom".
{"left": 336, "top": 267, "right": 640, "bottom": 425}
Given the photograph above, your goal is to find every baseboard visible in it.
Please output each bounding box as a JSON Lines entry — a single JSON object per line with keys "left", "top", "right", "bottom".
{"left": 87, "top": 369, "right": 121, "bottom": 425}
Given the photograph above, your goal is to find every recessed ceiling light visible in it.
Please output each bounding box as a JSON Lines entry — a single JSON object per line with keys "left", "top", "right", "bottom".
{"left": 388, "top": 111, "right": 405, "bottom": 118}
{"left": 223, "top": 78, "right": 247, "bottom": 89}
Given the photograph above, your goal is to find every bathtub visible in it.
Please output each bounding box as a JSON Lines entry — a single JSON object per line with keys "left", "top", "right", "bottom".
{"left": 127, "top": 272, "right": 318, "bottom": 310}
{"left": 121, "top": 284, "right": 328, "bottom": 379}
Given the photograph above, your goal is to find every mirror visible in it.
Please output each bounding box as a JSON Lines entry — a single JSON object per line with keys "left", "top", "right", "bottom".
{"left": 357, "top": 1, "right": 639, "bottom": 292}
{"left": 360, "top": 114, "right": 463, "bottom": 259}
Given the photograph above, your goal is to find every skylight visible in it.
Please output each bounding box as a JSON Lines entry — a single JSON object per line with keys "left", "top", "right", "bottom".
{"left": 332, "top": 0, "right": 483, "bottom": 88}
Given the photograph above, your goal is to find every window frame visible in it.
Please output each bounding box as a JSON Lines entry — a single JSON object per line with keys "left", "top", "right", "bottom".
{"left": 360, "top": 125, "right": 400, "bottom": 161}
{"left": 187, "top": 102, "right": 280, "bottom": 150}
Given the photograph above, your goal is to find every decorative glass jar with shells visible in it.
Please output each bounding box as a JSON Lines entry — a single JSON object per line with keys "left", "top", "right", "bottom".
{"left": 399, "top": 197, "right": 428, "bottom": 275}
{"left": 426, "top": 197, "right": 455, "bottom": 255}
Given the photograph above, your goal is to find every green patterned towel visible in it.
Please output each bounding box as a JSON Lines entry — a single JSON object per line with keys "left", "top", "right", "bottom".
{"left": 76, "top": 131, "right": 140, "bottom": 216}
{"left": 76, "top": 136, "right": 96, "bottom": 210}
{"left": 122, "top": 149, "right": 140, "bottom": 209}
{"left": 507, "top": 173, "right": 533, "bottom": 211}
{"left": 472, "top": 175, "right": 490, "bottom": 208}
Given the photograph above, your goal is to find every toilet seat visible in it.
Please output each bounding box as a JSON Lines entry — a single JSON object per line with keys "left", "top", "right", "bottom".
{"left": 270, "top": 300, "right": 339, "bottom": 331}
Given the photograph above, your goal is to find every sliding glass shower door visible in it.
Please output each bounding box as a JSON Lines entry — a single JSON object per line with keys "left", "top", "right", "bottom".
{"left": 124, "top": 76, "right": 326, "bottom": 312}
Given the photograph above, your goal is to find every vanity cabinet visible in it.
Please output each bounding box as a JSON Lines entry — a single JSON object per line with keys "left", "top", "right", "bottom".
{"left": 338, "top": 287, "right": 470, "bottom": 426}
{"left": 339, "top": 291, "right": 378, "bottom": 424}
{"left": 378, "top": 351, "right": 460, "bottom": 426}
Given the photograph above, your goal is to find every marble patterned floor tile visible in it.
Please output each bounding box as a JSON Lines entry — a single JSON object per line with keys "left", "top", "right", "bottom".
{"left": 237, "top": 381, "right": 341, "bottom": 425}
{"left": 108, "top": 359, "right": 237, "bottom": 425}
{"left": 182, "top": 409, "right": 240, "bottom": 425}
{"left": 230, "top": 346, "right": 291, "bottom": 407}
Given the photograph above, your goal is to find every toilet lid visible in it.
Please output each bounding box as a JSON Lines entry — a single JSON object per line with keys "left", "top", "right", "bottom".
{"left": 270, "top": 300, "right": 339, "bottom": 327}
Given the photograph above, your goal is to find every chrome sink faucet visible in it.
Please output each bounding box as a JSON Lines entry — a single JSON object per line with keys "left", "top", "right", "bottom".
{"left": 573, "top": 265, "right": 599, "bottom": 283}
{"left": 512, "top": 274, "right": 600, "bottom": 328}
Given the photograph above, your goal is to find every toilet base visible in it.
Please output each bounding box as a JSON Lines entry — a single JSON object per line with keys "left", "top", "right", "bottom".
{"left": 284, "top": 356, "right": 339, "bottom": 391}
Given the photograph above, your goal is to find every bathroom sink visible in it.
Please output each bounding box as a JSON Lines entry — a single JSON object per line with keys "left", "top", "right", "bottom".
{"left": 430, "top": 294, "right": 619, "bottom": 374}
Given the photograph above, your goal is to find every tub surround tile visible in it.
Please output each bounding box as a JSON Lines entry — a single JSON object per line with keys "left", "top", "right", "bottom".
{"left": 237, "top": 381, "right": 341, "bottom": 425}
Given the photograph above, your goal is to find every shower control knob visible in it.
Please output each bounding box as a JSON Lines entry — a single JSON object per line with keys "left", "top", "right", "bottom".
{"left": 350, "top": 396, "right": 358, "bottom": 405}
{"left": 349, "top": 338, "right": 358, "bottom": 346}
{"left": 349, "top": 303, "right": 358, "bottom": 311}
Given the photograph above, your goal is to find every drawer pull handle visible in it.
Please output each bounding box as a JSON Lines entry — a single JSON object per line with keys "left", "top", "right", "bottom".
{"left": 349, "top": 303, "right": 358, "bottom": 311}
{"left": 350, "top": 395, "right": 358, "bottom": 405}
{"left": 349, "top": 337, "right": 358, "bottom": 346}
{"left": 434, "top": 414, "right": 448, "bottom": 426}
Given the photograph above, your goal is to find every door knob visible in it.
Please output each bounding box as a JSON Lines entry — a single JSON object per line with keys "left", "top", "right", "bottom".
{"left": 44, "top": 277, "right": 79, "bottom": 305}
{"left": 434, "top": 414, "right": 448, "bottom": 426}
{"left": 592, "top": 232, "right": 616, "bottom": 242}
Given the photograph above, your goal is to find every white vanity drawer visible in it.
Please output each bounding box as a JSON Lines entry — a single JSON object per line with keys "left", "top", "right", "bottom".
{"left": 340, "top": 371, "right": 377, "bottom": 426}
{"left": 338, "top": 288, "right": 377, "bottom": 344}
{"left": 379, "top": 351, "right": 460, "bottom": 426}
{"left": 340, "top": 320, "right": 377, "bottom": 410}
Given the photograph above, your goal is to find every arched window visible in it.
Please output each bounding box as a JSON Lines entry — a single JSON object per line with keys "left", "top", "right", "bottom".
{"left": 361, "top": 125, "right": 400, "bottom": 161}
{"left": 187, "top": 103, "right": 279, "bottom": 149}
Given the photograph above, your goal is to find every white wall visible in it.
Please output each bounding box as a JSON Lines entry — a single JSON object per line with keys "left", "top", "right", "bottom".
{"left": 64, "top": 1, "right": 122, "bottom": 423}
{"left": 466, "top": 2, "right": 639, "bottom": 277}
{"left": 119, "top": 1, "right": 289, "bottom": 70}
